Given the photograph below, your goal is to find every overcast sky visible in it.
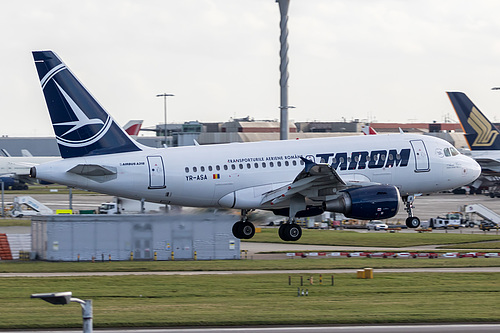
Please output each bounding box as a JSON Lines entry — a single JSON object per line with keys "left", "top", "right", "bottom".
{"left": 3, "top": 0, "right": 500, "bottom": 137}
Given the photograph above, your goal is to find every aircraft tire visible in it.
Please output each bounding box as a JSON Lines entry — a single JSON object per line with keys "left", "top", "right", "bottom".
{"left": 279, "top": 223, "right": 302, "bottom": 242}
{"left": 240, "top": 221, "right": 255, "bottom": 239}
{"left": 278, "top": 224, "right": 288, "bottom": 241}
{"left": 232, "top": 222, "right": 243, "bottom": 239}
{"left": 406, "top": 216, "right": 420, "bottom": 228}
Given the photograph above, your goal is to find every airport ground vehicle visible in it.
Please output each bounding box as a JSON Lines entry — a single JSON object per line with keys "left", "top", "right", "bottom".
{"left": 98, "top": 198, "right": 165, "bottom": 214}
{"left": 463, "top": 204, "right": 500, "bottom": 228}
{"left": 366, "top": 220, "right": 388, "bottom": 231}
{"left": 9, "top": 196, "right": 53, "bottom": 217}
{"left": 428, "top": 212, "right": 471, "bottom": 229}
{"left": 479, "top": 221, "right": 499, "bottom": 231}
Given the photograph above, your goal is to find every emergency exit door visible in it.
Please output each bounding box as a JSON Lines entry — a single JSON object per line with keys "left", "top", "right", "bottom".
{"left": 147, "top": 156, "right": 166, "bottom": 189}
{"left": 410, "top": 140, "right": 430, "bottom": 172}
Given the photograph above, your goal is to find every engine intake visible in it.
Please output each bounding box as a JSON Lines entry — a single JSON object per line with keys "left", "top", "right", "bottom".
{"left": 323, "top": 185, "right": 400, "bottom": 220}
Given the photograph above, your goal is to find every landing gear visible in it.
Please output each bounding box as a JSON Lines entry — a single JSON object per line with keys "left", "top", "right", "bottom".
{"left": 405, "top": 216, "right": 420, "bottom": 228}
{"left": 232, "top": 210, "right": 256, "bottom": 239}
{"left": 279, "top": 222, "right": 302, "bottom": 242}
{"left": 403, "top": 195, "right": 420, "bottom": 228}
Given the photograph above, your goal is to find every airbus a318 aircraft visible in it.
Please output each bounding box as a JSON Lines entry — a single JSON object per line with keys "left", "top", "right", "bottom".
{"left": 29, "top": 51, "right": 480, "bottom": 241}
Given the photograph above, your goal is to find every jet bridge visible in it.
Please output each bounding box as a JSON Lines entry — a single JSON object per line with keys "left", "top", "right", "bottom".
{"left": 464, "top": 204, "right": 500, "bottom": 225}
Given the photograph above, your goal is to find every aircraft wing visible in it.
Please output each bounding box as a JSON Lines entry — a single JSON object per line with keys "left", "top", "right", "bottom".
{"left": 261, "top": 157, "right": 376, "bottom": 206}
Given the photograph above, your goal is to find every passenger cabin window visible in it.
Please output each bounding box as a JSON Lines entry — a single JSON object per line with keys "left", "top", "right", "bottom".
{"left": 193, "top": 166, "right": 197, "bottom": 172}
{"left": 216, "top": 165, "right": 220, "bottom": 171}
{"left": 185, "top": 167, "right": 189, "bottom": 173}
{"left": 201, "top": 166, "right": 205, "bottom": 172}
{"left": 224, "top": 165, "right": 228, "bottom": 171}
{"left": 208, "top": 166, "right": 213, "bottom": 171}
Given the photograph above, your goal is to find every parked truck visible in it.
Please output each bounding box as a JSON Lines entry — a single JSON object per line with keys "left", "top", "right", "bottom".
{"left": 98, "top": 197, "right": 166, "bottom": 214}
{"left": 428, "top": 212, "right": 472, "bottom": 229}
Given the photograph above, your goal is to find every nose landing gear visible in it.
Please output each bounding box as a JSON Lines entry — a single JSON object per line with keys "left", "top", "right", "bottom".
{"left": 403, "top": 195, "right": 421, "bottom": 228}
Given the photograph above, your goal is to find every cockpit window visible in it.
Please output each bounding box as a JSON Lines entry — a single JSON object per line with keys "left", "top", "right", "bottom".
{"left": 444, "top": 148, "right": 451, "bottom": 157}
{"left": 450, "top": 147, "right": 459, "bottom": 156}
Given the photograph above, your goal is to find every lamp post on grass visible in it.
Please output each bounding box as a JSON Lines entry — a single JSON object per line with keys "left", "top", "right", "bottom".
{"left": 31, "top": 291, "right": 92, "bottom": 333}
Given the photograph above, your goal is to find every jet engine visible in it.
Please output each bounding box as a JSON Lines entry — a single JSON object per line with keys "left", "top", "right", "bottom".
{"left": 323, "top": 185, "right": 400, "bottom": 220}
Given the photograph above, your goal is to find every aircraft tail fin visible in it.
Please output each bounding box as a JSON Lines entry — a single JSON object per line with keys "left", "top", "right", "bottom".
{"left": 361, "top": 125, "right": 377, "bottom": 135}
{"left": 447, "top": 91, "right": 500, "bottom": 150}
{"left": 32, "top": 51, "right": 143, "bottom": 158}
{"left": 123, "top": 120, "right": 143, "bottom": 136}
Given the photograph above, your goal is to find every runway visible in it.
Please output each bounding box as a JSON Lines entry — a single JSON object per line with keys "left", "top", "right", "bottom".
{"left": 2, "top": 324, "right": 500, "bottom": 333}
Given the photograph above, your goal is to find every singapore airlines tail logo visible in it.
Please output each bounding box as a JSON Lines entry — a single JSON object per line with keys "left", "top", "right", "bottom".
{"left": 50, "top": 80, "right": 112, "bottom": 148}
{"left": 467, "top": 106, "right": 498, "bottom": 147}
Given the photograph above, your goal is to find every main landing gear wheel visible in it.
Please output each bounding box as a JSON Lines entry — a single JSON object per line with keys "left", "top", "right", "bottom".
{"left": 232, "top": 221, "right": 255, "bottom": 239}
{"left": 279, "top": 223, "right": 302, "bottom": 242}
{"left": 405, "top": 216, "right": 420, "bottom": 228}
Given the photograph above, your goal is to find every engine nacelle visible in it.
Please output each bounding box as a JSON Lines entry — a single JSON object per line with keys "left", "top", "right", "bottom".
{"left": 323, "top": 185, "right": 400, "bottom": 220}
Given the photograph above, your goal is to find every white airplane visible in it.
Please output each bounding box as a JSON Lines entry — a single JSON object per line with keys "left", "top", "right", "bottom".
{"left": 29, "top": 51, "right": 481, "bottom": 241}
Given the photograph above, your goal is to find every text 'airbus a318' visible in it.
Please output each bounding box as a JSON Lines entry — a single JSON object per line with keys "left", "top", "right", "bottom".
{"left": 29, "top": 51, "right": 481, "bottom": 241}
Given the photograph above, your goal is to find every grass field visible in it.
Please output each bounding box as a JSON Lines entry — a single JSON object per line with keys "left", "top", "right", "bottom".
{"left": 246, "top": 228, "right": 500, "bottom": 247}
{"left": 1, "top": 257, "right": 500, "bottom": 273}
{"left": 0, "top": 218, "right": 31, "bottom": 227}
{"left": 1, "top": 272, "right": 499, "bottom": 328}
{"left": 440, "top": 241, "right": 500, "bottom": 249}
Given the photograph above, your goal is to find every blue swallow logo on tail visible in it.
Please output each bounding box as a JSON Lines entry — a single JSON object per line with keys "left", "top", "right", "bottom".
{"left": 33, "top": 51, "right": 143, "bottom": 158}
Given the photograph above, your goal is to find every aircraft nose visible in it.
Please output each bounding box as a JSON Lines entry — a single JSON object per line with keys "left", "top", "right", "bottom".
{"left": 464, "top": 156, "right": 481, "bottom": 182}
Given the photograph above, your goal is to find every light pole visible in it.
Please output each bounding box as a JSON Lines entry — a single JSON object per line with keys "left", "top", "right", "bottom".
{"left": 31, "top": 291, "right": 92, "bottom": 333}
{"left": 156, "top": 93, "right": 174, "bottom": 147}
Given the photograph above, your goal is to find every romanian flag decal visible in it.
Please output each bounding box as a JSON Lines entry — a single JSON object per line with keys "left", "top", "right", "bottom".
{"left": 213, "top": 174, "right": 220, "bottom": 179}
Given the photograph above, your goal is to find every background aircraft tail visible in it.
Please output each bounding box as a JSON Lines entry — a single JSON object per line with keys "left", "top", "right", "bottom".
{"left": 447, "top": 91, "right": 500, "bottom": 150}
{"left": 123, "top": 120, "right": 143, "bottom": 136}
{"left": 361, "top": 125, "right": 377, "bottom": 135}
{"left": 32, "top": 51, "right": 143, "bottom": 158}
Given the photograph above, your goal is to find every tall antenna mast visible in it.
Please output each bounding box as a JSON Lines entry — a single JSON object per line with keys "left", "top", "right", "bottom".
{"left": 276, "top": 0, "right": 291, "bottom": 140}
